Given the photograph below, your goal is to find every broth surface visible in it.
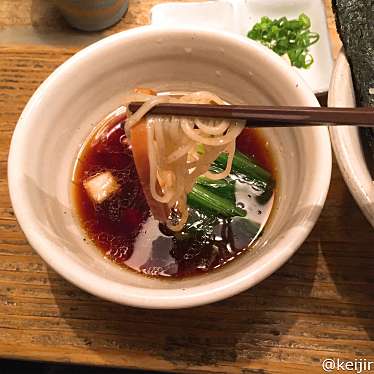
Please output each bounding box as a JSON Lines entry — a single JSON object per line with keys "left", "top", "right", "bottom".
{"left": 73, "top": 113, "right": 275, "bottom": 277}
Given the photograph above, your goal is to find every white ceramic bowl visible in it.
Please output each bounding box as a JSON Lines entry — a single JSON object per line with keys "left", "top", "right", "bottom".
{"left": 328, "top": 49, "right": 374, "bottom": 227}
{"left": 8, "top": 26, "right": 331, "bottom": 309}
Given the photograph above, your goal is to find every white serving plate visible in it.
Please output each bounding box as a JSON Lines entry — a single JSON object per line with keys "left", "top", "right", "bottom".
{"left": 151, "top": 0, "right": 333, "bottom": 94}
{"left": 328, "top": 49, "right": 374, "bottom": 228}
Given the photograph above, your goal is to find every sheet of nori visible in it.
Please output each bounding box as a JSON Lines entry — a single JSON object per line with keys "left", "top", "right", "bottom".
{"left": 333, "top": 0, "right": 374, "bottom": 176}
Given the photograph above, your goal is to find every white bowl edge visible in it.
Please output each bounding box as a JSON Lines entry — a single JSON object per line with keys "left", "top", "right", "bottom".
{"left": 328, "top": 49, "right": 374, "bottom": 228}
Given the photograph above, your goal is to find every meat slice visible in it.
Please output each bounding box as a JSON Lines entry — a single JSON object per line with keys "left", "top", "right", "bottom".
{"left": 130, "top": 119, "right": 170, "bottom": 223}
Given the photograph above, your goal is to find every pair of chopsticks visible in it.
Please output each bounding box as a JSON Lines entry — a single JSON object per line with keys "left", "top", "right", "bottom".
{"left": 128, "top": 102, "right": 374, "bottom": 127}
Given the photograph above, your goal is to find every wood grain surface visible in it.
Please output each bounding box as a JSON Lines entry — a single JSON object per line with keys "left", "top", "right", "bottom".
{"left": 1, "top": 1, "right": 373, "bottom": 373}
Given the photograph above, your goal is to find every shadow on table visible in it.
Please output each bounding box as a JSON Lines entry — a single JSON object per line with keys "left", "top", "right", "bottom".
{"left": 31, "top": 0, "right": 69, "bottom": 32}
{"left": 46, "top": 260, "right": 318, "bottom": 370}
{"left": 320, "top": 184, "right": 374, "bottom": 343}
{"left": 29, "top": 0, "right": 102, "bottom": 45}
{"left": 1, "top": 358, "right": 159, "bottom": 374}
{"left": 46, "top": 217, "right": 320, "bottom": 370}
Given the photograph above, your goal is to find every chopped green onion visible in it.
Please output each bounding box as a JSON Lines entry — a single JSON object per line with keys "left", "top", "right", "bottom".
{"left": 247, "top": 13, "right": 320, "bottom": 69}
{"left": 196, "top": 143, "right": 205, "bottom": 155}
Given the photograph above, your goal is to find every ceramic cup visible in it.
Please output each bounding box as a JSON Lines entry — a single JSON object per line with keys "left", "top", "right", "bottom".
{"left": 54, "top": 0, "right": 129, "bottom": 31}
{"left": 8, "top": 27, "right": 332, "bottom": 309}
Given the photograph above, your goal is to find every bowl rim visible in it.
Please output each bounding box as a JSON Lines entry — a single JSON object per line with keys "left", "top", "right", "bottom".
{"left": 8, "top": 25, "right": 332, "bottom": 309}
{"left": 328, "top": 48, "right": 374, "bottom": 228}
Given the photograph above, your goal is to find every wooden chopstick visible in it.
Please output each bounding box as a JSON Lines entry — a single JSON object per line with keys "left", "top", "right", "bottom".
{"left": 127, "top": 102, "right": 374, "bottom": 127}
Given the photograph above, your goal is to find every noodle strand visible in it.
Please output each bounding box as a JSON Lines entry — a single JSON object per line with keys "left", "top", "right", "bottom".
{"left": 125, "top": 91, "right": 245, "bottom": 230}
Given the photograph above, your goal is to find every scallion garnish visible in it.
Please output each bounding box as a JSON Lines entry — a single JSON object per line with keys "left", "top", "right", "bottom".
{"left": 247, "top": 13, "right": 320, "bottom": 69}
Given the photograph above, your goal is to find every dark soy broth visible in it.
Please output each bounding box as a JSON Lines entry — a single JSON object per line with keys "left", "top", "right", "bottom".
{"left": 73, "top": 114, "right": 275, "bottom": 278}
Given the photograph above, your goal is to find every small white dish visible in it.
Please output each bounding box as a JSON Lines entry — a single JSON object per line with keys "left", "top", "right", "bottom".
{"left": 151, "top": 0, "right": 333, "bottom": 94}
{"left": 8, "top": 27, "right": 331, "bottom": 309}
{"left": 328, "top": 49, "right": 374, "bottom": 227}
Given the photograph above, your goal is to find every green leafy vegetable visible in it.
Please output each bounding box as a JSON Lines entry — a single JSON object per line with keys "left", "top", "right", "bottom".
{"left": 213, "top": 150, "right": 275, "bottom": 203}
{"left": 196, "top": 175, "right": 236, "bottom": 202}
{"left": 180, "top": 151, "right": 273, "bottom": 245}
{"left": 247, "top": 13, "right": 320, "bottom": 69}
{"left": 187, "top": 184, "right": 246, "bottom": 218}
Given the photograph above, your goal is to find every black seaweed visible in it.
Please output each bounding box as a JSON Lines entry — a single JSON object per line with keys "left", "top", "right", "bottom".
{"left": 333, "top": 0, "right": 374, "bottom": 175}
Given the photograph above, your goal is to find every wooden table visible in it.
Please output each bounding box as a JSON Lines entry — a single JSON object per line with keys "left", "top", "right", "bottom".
{"left": 1, "top": 1, "right": 373, "bottom": 373}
